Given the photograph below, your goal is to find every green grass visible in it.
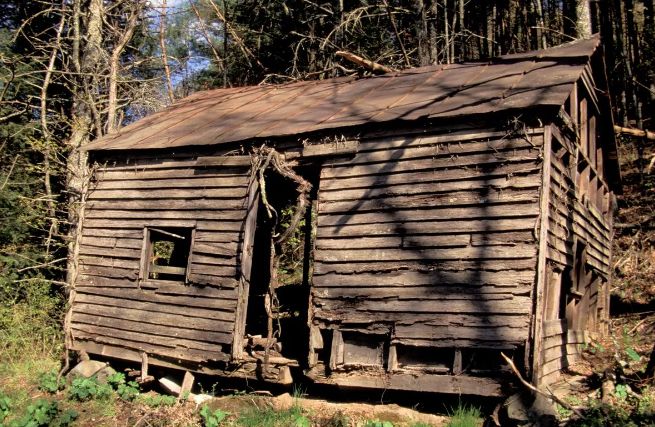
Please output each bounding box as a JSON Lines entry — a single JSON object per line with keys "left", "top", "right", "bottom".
{"left": 235, "top": 404, "right": 310, "bottom": 427}
{"left": 445, "top": 404, "right": 482, "bottom": 427}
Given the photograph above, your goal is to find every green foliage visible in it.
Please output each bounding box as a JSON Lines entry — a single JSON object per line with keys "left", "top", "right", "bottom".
{"left": 199, "top": 405, "right": 229, "bottom": 427}
{"left": 37, "top": 370, "right": 63, "bottom": 394}
{"left": 0, "top": 391, "right": 11, "bottom": 422}
{"left": 625, "top": 347, "right": 641, "bottom": 362}
{"left": 446, "top": 404, "right": 482, "bottom": 427}
{"left": 323, "top": 411, "right": 349, "bottom": 427}
{"left": 138, "top": 393, "right": 177, "bottom": 407}
{"left": 67, "top": 376, "right": 113, "bottom": 402}
{"left": 8, "top": 398, "right": 77, "bottom": 427}
{"left": 106, "top": 372, "right": 140, "bottom": 401}
{"left": 235, "top": 404, "right": 309, "bottom": 427}
{"left": 363, "top": 421, "right": 394, "bottom": 427}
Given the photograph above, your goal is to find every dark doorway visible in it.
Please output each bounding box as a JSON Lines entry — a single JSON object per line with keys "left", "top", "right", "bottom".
{"left": 245, "top": 166, "right": 319, "bottom": 365}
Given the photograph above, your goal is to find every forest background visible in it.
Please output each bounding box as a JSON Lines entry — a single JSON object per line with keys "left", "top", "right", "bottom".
{"left": 0, "top": 0, "right": 654, "bottom": 424}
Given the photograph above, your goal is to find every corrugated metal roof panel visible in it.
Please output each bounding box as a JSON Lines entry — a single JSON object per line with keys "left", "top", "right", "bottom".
{"left": 86, "top": 36, "right": 601, "bottom": 151}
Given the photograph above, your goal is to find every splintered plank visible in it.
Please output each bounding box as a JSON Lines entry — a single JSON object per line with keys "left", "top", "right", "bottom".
{"left": 311, "top": 295, "right": 532, "bottom": 314}
{"left": 79, "top": 255, "right": 139, "bottom": 270}
{"left": 317, "top": 205, "right": 539, "bottom": 227}
{"left": 315, "top": 244, "right": 537, "bottom": 263}
{"left": 319, "top": 175, "right": 540, "bottom": 202}
{"left": 318, "top": 188, "right": 540, "bottom": 214}
{"left": 312, "top": 269, "right": 535, "bottom": 287}
{"left": 79, "top": 265, "right": 138, "bottom": 280}
{"left": 76, "top": 277, "right": 138, "bottom": 288}
{"left": 187, "top": 263, "right": 237, "bottom": 278}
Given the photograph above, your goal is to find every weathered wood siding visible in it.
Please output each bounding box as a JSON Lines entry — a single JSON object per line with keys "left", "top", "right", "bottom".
{"left": 71, "top": 155, "right": 252, "bottom": 365}
{"left": 312, "top": 127, "right": 544, "bottom": 351}
{"left": 538, "top": 84, "right": 614, "bottom": 385}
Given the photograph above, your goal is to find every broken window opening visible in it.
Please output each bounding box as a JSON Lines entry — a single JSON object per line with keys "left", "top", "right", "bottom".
{"left": 143, "top": 227, "right": 193, "bottom": 282}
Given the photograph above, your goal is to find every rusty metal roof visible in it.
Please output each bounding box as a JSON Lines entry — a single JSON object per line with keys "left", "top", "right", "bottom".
{"left": 87, "top": 36, "right": 602, "bottom": 152}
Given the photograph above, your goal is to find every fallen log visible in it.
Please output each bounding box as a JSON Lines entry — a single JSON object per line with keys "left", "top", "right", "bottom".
{"left": 614, "top": 125, "right": 655, "bottom": 140}
{"left": 335, "top": 51, "right": 396, "bottom": 74}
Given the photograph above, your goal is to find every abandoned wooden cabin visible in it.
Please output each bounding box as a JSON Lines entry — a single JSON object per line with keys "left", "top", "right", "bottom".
{"left": 68, "top": 35, "right": 620, "bottom": 396}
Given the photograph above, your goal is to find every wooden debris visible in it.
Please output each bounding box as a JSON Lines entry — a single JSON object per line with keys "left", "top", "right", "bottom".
{"left": 335, "top": 51, "right": 395, "bottom": 74}
{"left": 614, "top": 125, "right": 655, "bottom": 140}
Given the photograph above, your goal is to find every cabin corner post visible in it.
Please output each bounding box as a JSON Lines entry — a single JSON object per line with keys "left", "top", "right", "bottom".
{"left": 531, "top": 125, "right": 553, "bottom": 386}
{"left": 63, "top": 158, "right": 93, "bottom": 355}
{"left": 231, "top": 176, "right": 260, "bottom": 360}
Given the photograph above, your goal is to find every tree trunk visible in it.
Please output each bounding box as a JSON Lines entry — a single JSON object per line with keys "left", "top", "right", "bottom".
{"left": 575, "top": 0, "right": 592, "bottom": 38}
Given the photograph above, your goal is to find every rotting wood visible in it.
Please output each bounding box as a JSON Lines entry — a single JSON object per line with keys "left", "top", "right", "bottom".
{"left": 301, "top": 140, "right": 359, "bottom": 158}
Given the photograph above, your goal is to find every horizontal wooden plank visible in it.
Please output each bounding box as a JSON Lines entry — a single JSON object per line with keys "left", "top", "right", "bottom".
{"left": 73, "top": 292, "right": 234, "bottom": 324}
{"left": 302, "top": 140, "right": 359, "bottom": 157}
{"left": 82, "top": 228, "right": 144, "bottom": 239}
{"left": 191, "top": 254, "right": 237, "bottom": 267}
{"left": 87, "top": 199, "right": 246, "bottom": 211}
{"left": 80, "top": 236, "right": 143, "bottom": 249}
{"left": 354, "top": 128, "right": 542, "bottom": 152}
{"left": 72, "top": 312, "right": 231, "bottom": 347}
{"left": 319, "top": 175, "right": 539, "bottom": 202}
{"left": 394, "top": 323, "right": 528, "bottom": 342}
{"left": 151, "top": 281, "right": 238, "bottom": 296}
{"left": 84, "top": 210, "right": 247, "bottom": 223}
{"left": 391, "top": 337, "right": 521, "bottom": 350}
{"left": 72, "top": 303, "right": 233, "bottom": 336}
{"left": 76, "top": 286, "right": 237, "bottom": 312}
{"left": 321, "top": 371, "right": 504, "bottom": 396}
{"left": 313, "top": 259, "right": 537, "bottom": 275}
{"left": 78, "top": 266, "right": 138, "bottom": 280}
{"left": 313, "top": 312, "right": 530, "bottom": 329}
{"left": 320, "top": 162, "right": 541, "bottom": 191}
{"left": 96, "top": 168, "right": 250, "bottom": 182}
{"left": 96, "top": 156, "right": 250, "bottom": 171}
{"left": 71, "top": 330, "right": 228, "bottom": 363}
{"left": 313, "top": 269, "right": 535, "bottom": 287}
{"left": 79, "top": 255, "right": 139, "bottom": 270}
{"left": 328, "top": 137, "right": 540, "bottom": 167}
{"left": 313, "top": 285, "right": 530, "bottom": 300}
{"left": 77, "top": 276, "right": 138, "bottom": 288}
{"left": 315, "top": 244, "right": 537, "bottom": 263}
{"left": 195, "top": 155, "right": 252, "bottom": 167}
{"left": 319, "top": 189, "right": 540, "bottom": 214}
{"left": 312, "top": 295, "right": 532, "bottom": 314}
{"left": 79, "top": 245, "right": 141, "bottom": 259}
{"left": 187, "top": 273, "right": 239, "bottom": 287}
{"left": 188, "top": 263, "right": 237, "bottom": 278}
{"left": 82, "top": 219, "right": 244, "bottom": 233}
{"left": 93, "top": 176, "right": 250, "bottom": 190}
{"left": 88, "top": 187, "right": 248, "bottom": 200}
{"left": 317, "top": 205, "right": 538, "bottom": 228}
{"left": 321, "top": 152, "right": 541, "bottom": 179}
{"left": 316, "top": 235, "right": 470, "bottom": 250}
{"left": 192, "top": 242, "right": 237, "bottom": 257}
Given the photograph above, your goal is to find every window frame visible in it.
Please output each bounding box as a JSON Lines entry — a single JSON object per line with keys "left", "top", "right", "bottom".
{"left": 139, "top": 226, "right": 195, "bottom": 284}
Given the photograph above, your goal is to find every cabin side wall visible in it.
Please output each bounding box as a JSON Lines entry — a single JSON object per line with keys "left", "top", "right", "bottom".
{"left": 69, "top": 154, "right": 252, "bottom": 368}
{"left": 538, "top": 82, "right": 614, "bottom": 385}
{"left": 308, "top": 124, "right": 545, "bottom": 394}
